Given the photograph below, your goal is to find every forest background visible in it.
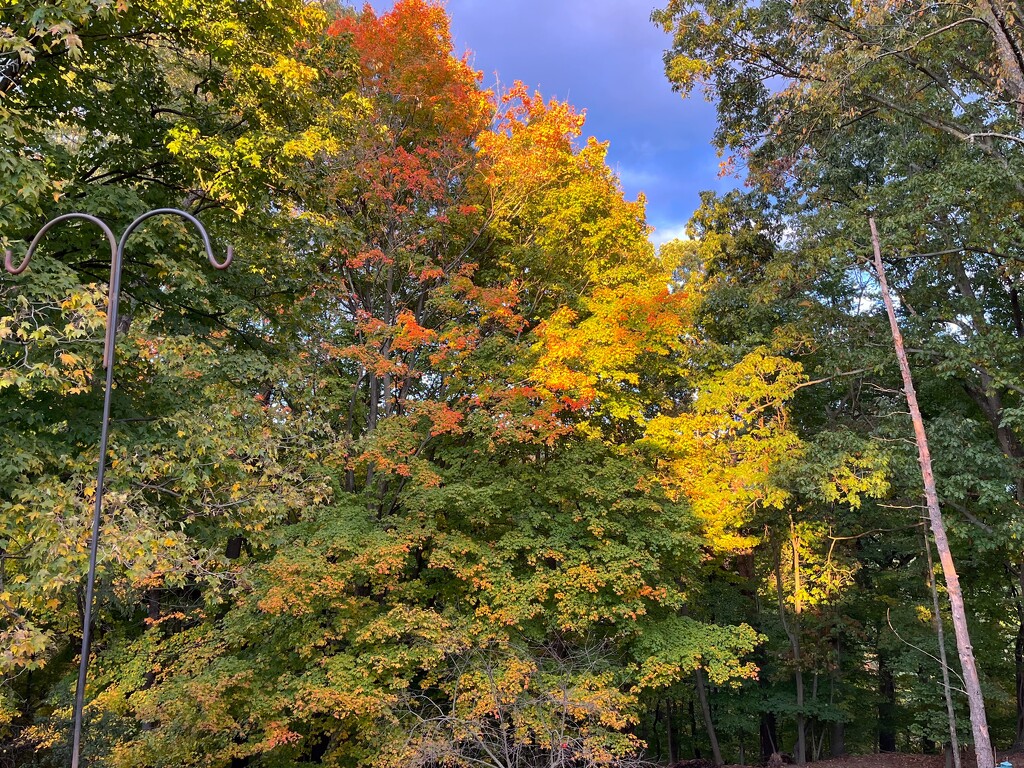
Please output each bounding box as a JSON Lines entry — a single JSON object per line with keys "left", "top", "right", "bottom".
{"left": 4, "top": 0, "right": 1024, "bottom": 766}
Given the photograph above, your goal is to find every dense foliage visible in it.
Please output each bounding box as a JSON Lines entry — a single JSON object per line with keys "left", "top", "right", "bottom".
{"left": 652, "top": 0, "right": 1024, "bottom": 762}
{"left": 4, "top": 0, "right": 1024, "bottom": 766}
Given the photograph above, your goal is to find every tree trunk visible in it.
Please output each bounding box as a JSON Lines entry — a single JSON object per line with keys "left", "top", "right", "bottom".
{"left": 831, "top": 635, "right": 845, "bottom": 758}
{"left": 926, "top": 533, "right": 962, "bottom": 768}
{"left": 1016, "top": 613, "right": 1024, "bottom": 751}
{"left": 695, "top": 668, "right": 724, "bottom": 766}
{"left": 666, "top": 699, "right": 678, "bottom": 764}
{"left": 1013, "top": 561, "right": 1024, "bottom": 752}
{"left": 869, "top": 218, "right": 994, "bottom": 768}
{"left": 976, "top": 0, "right": 1024, "bottom": 120}
{"left": 760, "top": 711, "right": 779, "bottom": 762}
{"left": 689, "top": 698, "right": 700, "bottom": 760}
{"left": 878, "top": 648, "right": 897, "bottom": 753}
{"left": 652, "top": 700, "right": 663, "bottom": 761}
{"left": 831, "top": 720, "right": 845, "bottom": 759}
{"left": 775, "top": 525, "right": 807, "bottom": 764}
{"left": 141, "top": 590, "right": 160, "bottom": 731}
{"left": 812, "top": 672, "right": 823, "bottom": 761}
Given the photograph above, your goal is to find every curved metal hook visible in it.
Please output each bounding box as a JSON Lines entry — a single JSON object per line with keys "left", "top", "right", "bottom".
{"left": 119, "top": 207, "right": 232, "bottom": 269}
{"left": 5, "top": 207, "right": 232, "bottom": 768}
{"left": 4, "top": 213, "right": 117, "bottom": 275}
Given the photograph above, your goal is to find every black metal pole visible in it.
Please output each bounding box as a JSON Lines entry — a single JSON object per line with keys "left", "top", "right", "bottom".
{"left": 5, "top": 208, "right": 231, "bottom": 768}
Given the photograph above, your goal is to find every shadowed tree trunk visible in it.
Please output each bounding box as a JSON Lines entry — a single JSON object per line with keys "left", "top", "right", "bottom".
{"left": 666, "top": 699, "right": 678, "bottom": 764}
{"left": 831, "top": 634, "right": 845, "bottom": 758}
{"left": 695, "top": 668, "right": 724, "bottom": 765}
{"left": 1011, "top": 561, "right": 1024, "bottom": 752}
{"left": 774, "top": 528, "right": 806, "bottom": 765}
{"left": 689, "top": 698, "right": 700, "bottom": 760}
{"left": 831, "top": 720, "right": 845, "bottom": 759}
{"left": 878, "top": 648, "right": 897, "bottom": 753}
{"left": 761, "top": 710, "right": 779, "bottom": 763}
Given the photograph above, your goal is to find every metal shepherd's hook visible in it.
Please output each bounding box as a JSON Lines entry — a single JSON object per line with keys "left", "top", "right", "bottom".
{"left": 4, "top": 209, "right": 232, "bottom": 768}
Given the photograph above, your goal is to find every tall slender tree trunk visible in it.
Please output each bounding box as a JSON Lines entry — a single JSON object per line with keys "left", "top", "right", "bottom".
{"left": 869, "top": 217, "right": 994, "bottom": 768}
{"left": 760, "top": 710, "right": 779, "bottom": 762}
{"left": 831, "top": 633, "right": 845, "bottom": 758}
{"left": 695, "top": 668, "right": 724, "bottom": 766}
{"left": 878, "top": 648, "right": 897, "bottom": 753}
{"left": 774, "top": 535, "right": 806, "bottom": 765}
{"left": 926, "top": 532, "right": 962, "bottom": 768}
{"left": 141, "top": 590, "right": 160, "bottom": 731}
{"left": 1014, "top": 562, "right": 1024, "bottom": 751}
{"left": 791, "top": 520, "right": 807, "bottom": 765}
{"left": 811, "top": 673, "right": 823, "bottom": 761}
{"left": 652, "top": 700, "right": 663, "bottom": 761}
{"left": 689, "top": 698, "right": 701, "bottom": 760}
{"left": 666, "top": 699, "right": 678, "bottom": 764}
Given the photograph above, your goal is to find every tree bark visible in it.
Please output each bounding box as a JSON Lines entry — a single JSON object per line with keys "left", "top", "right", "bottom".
{"left": 792, "top": 520, "right": 807, "bottom": 765}
{"left": 141, "top": 590, "right": 160, "bottom": 731}
{"left": 869, "top": 217, "right": 994, "bottom": 768}
{"left": 976, "top": 0, "right": 1024, "bottom": 120}
{"left": 926, "top": 533, "right": 962, "bottom": 768}
{"left": 831, "top": 720, "right": 845, "bottom": 759}
{"left": 831, "top": 632, "right": 845, "bottom": 758}
{"left": 695, "top": 668, "right": 724, "bottom": 766}
{"left": 666, "top": 699, "right": 678, "bottom": 764}
{"left": 689, "top": 698, "right": 700, "bottom": 760}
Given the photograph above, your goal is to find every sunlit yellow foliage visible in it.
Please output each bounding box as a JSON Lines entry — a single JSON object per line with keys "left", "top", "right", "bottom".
{"left": 645, "top": 352, "right": 805, "bottom": 552}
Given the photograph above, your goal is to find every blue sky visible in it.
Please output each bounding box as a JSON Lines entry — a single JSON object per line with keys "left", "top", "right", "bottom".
{"left": 364, "top": 0, "right": 734, "bottom": 245}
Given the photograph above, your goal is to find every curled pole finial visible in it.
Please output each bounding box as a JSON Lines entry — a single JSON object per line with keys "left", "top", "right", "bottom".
{"left": 7, "top": 207, "right": 232, "bottom": 768}
{"left": 5, "top": 213, "right": 118, "bottom": 276}
{"left": 119, "top": 207, "right": 232, "bottom": 269}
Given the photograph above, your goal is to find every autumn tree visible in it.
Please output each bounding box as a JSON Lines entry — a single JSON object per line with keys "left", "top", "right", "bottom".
{"left": 98, "top": 3, "right": 814, "bottom": 766}
{"left": 654, "top": 0, "right": 1024, "bottom": 756}
{"left": 0, "top": 1, "right": 784, "bottom": 766}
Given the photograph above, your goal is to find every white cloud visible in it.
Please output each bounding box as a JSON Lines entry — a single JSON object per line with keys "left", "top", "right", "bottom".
{"left": 616, "top": 165, "right": 660, "bottom": 188}
{"left": 650, "top": 221, "right": 690, "bottom": 247}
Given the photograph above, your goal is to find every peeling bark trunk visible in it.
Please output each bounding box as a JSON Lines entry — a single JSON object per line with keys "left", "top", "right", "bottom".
{"left": 869, "top": 218, "right": 993, "bottom": 768}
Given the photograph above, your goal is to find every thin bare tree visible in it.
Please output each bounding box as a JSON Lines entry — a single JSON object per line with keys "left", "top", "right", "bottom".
{"left": 869, "top": 217, "right": 993, "bottom": 768}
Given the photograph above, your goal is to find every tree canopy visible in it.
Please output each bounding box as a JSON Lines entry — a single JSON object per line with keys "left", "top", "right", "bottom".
{"left": 4, "top": 0, "right": 1024, "bottom": 766}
